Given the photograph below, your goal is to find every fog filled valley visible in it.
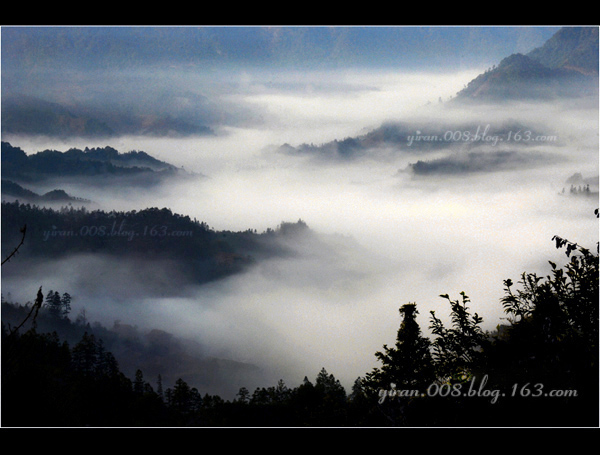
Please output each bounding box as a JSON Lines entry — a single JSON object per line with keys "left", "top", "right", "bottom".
{"left": 1, "top": 26, "right": 598, "bottom": 427}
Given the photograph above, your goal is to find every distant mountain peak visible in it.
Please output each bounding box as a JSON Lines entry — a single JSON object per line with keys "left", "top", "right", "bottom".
{"left": 455, "top": 26, "right": 599, "bottom": 102}
{"left": 527, "top": 26, "right": 599, "bottom": 75}
{"left": 496, "top": 52, "right": 557, "bottom": 77}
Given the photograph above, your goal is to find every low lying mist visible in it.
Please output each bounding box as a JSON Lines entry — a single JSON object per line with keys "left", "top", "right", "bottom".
{"left": 3, "top": 68, "right": 598, "bottom": 396}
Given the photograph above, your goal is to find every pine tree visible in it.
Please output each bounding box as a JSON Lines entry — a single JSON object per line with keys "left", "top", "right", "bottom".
{"left": 156, "top": 374, "right": 164, "bottom": 401}
{"left": 315, "top": 368, "right": 346, "bottom": 401}
{"left": 272, "top": 379, "right": 290, "bottom": 403}
{"left": 71, "top": 332, "right": 99, "bottom": 375}
{"left": 45, "top": 290, "right": 60, "bottom": 317}
{"left": 308, "top": 368, "right": 348, "bottom": 425}
{"left": 133, "top": 369, "right": 145, "bottom": 394}
{"left": 60, "top": 292, "right": 72, "bottom": 318}
{"left": 171, "top": 378, "right": 192, "bottom": 414}
{"left": 235, "top": 387, "right": 250, "bottom": 404}
{"left": 366, "top": 303, "right": 435, "bottom": 391}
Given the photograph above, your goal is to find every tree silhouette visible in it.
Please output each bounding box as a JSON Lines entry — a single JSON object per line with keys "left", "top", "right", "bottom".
{"left": 429, "top": 292, "right": 487, "bottom": 382}
{"left": 362, "top": 303, "right": 436, "bottom": 425}
{"left": 366, "top": 303, "right": 435, "bottom": 391}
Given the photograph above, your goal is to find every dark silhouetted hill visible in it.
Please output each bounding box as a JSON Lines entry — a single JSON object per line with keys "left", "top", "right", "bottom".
{"left": 1, "top": 200, "right": 317, "bottom": 290}
{"left": 2, "top": 179, "right": 92, "bottom": 205}
{"left": 1, "top": 141, "right": 186, "bottom": 186}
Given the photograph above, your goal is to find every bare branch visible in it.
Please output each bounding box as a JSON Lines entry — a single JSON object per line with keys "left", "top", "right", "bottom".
{"left": 1, "top": 225, "right": 27, "bottom": 266}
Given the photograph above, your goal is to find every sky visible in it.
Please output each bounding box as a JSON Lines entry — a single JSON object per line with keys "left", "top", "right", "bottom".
{"left": 1, "top": 25, "right": 598, "bottom": 396}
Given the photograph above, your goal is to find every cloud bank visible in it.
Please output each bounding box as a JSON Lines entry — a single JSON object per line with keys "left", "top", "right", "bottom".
{"left": 2, "top": 27, "right": 598, "bottom": 397}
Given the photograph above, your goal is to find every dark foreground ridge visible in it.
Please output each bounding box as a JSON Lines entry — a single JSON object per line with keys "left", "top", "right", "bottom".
{"left": 2, "top": 219, "right": 597, "bottom": 427}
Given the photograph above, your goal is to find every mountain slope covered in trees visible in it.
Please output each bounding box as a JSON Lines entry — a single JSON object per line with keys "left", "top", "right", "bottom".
{"left": 2, "top": 230, "right": 597, "bottom": 426}
{"left": 1, "top": 141, "right": 185, "bottom": 185}
{"left": 2, "top": 179, "right": 92, "bottom": 205}
{"left": 276, "top": 28, "right": 596, "bottom": 162}
{"left": 454, "top": 27, "right": 598, "bottom": 101}
{"left": 1, "top": 200, "right": 317, "bottom": 292}
{"left": 527, "top": 26, "right": 599, "bottom": 75}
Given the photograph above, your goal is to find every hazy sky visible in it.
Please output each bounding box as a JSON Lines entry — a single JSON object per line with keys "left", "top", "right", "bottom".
{"left": 1, "top": 26, "right": 560, "bottom": 71}
{"left": 2, "top": 26, "right": 561, "bottom": 143}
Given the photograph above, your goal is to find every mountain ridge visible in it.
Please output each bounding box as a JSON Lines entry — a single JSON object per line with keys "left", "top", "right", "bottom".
{"left": 454, "top": 26, "right": 599, "bottom": 102}
{"left": 1, "top": 27, "right": 561, "bottom": 140}
{"left": 1, "top": 179, "right": 92, "bottom": 205}
{"left": 1, "top": 94, "right": 215, "bottom": 140}
{"left": 1, "top": 141, "right": 186, "bottom": 186}
{"left": 526, "top": 26, "right": 599, "bottom": 75}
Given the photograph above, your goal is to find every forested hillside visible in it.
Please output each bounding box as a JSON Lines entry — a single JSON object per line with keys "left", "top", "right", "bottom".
{"left": 1, "top": 201, "right": 314, "bottom": 291}
{"left": 277, "top": 119, "right": 549, "bottom": 161}
{"left": 1, "top": 141, "right": 183, "bottom": 184}
{"left": 2, "top": 221, "right": 597, "bottom": 426}
{"left": 454, "top": 27, "right": 598, "bottom": 101}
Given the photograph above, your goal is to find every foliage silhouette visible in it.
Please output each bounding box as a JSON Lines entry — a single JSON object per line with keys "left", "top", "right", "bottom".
{"left": 1, "top": 213, "right": 597, "bottom": 426}
{"left": 1, "top": 224, "right": 26, "bottom": 266}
